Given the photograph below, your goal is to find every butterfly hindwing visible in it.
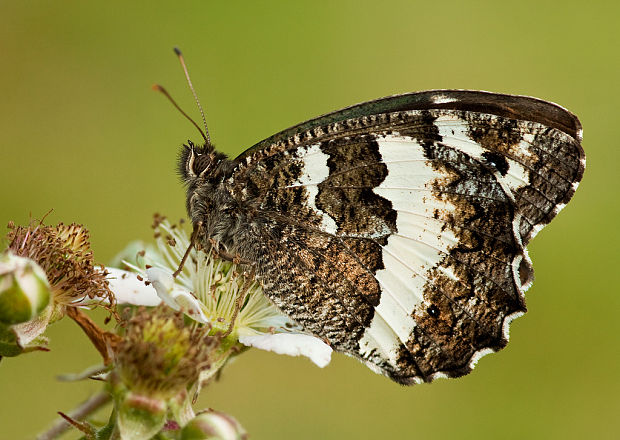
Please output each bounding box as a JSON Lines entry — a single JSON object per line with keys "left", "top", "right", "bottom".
{"left": 229, "top": 92, "right": 584, "bottom": 383}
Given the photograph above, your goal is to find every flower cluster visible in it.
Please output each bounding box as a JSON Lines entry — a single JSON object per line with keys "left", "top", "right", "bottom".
{"left": 1, "top": 215, "right": 332, "bottom": 439}
{"left": 0, "top": 220, "right": 114, "bottom": 356}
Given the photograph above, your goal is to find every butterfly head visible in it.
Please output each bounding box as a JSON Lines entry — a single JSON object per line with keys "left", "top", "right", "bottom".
{"left": 178, "top": 140, "right": 237, "bottom": 240}
{"left": 178, "top": 141, "right": 226, "bottom": 182}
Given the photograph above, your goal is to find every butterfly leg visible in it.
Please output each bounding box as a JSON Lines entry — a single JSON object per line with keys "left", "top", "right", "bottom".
{"left": 221, "top": 266, "right": 256, "bottom": 338}
{"left": 173, "top": 221, "right": 203, "bottom": 277}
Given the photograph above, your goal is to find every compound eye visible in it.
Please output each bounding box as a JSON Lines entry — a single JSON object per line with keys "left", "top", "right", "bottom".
{"left": 192, "top": 154, "right": 212, "bottom": 176}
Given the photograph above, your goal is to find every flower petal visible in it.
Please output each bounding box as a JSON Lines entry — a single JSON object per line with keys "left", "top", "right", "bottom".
{"left": 145, "top": 267, "right": 179, "bottom": 309}
{"left": 238, "top": 333, "right": 332, "bottom": 368}
{"left": 169, "top": 290, "right": 209, "bottom": 324}
{"left": 146, "top": 267, "right": 209, "bottom": 324}
{"left": 107, "top": 268, "right": 161, "bottom": 306}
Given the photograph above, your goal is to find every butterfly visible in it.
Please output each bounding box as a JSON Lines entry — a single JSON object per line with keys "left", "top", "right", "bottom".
{"left": 164, "top": 52, "right": 585, "bottom": 384}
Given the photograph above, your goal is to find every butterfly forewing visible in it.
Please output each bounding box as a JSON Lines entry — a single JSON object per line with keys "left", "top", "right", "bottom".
{"left": 227, "top": 92, "right": 584, "bottom": 383}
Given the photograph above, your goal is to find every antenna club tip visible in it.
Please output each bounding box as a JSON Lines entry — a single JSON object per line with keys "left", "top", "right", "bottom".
{"left": 173, "top": 47, "right": 183, "bottom": 56}
{"left": 152, "top": 84, "right": 163, "bottom": 91}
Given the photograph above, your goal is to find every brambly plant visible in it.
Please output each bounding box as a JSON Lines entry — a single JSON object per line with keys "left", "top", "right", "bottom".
{"left": 1, "top": 215, "right": 331, "bottom": 440}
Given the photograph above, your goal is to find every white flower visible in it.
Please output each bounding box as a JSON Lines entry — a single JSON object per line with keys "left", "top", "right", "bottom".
{"left": 110, "top": 216, "right": 332, "bottom": 368}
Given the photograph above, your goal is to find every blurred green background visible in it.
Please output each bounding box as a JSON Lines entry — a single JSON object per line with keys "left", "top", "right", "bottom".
{"left": 1, "top": 1, "right": 618, "bottom": 439}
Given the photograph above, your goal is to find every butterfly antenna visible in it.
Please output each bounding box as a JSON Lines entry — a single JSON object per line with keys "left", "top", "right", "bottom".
{"left": 152, "top": 84, "right": 208, "bottom": 142}
{"left": 174, "top": 47, "right": 211, "bottom": 146}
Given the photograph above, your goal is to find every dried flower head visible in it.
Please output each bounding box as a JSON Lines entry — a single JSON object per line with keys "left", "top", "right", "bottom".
{"left": 114, "top": 306, "right": 219, "bottom": 398}
{"left": 111, "top": 306, "right": 224, "bottom": 440}
{"left": 6, "top": 220, "right": 114, "bottom": 317}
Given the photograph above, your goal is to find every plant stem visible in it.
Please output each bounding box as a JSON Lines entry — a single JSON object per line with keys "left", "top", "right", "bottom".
{"left": 66, "top": 306, "right": 119, "bottom": 364}
{"left": 36, "top": 392, "right": 111, "bottom": 440}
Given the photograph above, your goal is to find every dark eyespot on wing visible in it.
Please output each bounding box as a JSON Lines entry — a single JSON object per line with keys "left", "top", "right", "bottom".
{"left": 482, "top": 151, "right": 510, "bottom": 176}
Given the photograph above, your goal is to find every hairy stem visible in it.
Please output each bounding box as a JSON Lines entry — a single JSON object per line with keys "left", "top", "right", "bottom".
{"left": 36, "top": 392, "right": 111, "bottom": 440}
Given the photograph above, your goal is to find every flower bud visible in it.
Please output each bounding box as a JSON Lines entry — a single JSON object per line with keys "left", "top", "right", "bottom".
{"left": 0, "top": 253, "right": 50, "bottom": 325}
{"left": 116, "top": 391, "right": 167, "bottom": 440}
{"left": 181, "top": 411, "right": 248, "bottom": 440}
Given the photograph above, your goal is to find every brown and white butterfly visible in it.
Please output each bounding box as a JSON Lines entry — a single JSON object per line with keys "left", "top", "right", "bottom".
{"left": 175, "top": 89, "right": 584, "bottom": 384}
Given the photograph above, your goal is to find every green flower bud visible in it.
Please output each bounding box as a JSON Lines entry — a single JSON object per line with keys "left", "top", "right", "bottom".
{"left": 0, "top": 253, "right": 50, "bottom": 325}
{"left": 116, "top": 391, "right": 167, "bottom": 440}
{"left": 181, "top": 411, "right": 248, "bottom": 440}
{"left": 0, "top": 325, "right": 22, "bottom": 357}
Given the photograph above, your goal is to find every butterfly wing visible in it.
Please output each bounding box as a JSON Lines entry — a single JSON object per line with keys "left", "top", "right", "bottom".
{"left": 230, "top": 90, "right": 584, "bottom": 383}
